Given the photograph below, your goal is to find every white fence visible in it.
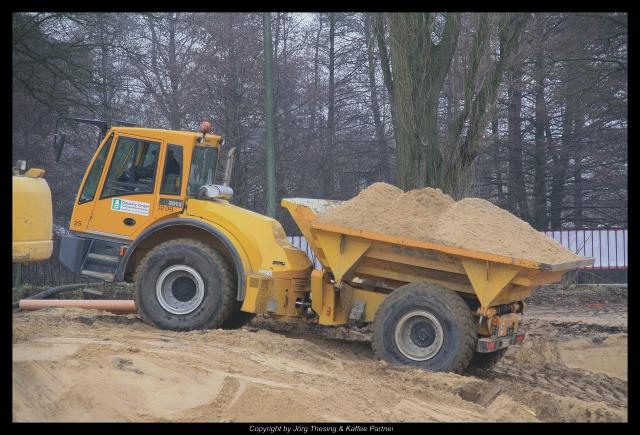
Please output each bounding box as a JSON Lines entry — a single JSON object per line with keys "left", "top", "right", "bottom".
{"left": 288, "top": 236, "right": 323, "bottom": 270}
{"left": 544, "top": 229, "right": 627, "bottom": 269}
{"left": 288, "top": 228, "right": 628, "bottom": 271}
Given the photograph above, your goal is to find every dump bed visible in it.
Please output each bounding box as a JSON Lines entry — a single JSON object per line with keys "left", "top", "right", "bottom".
{"left": 282, "top": 198, "right": 594, "bottom": 308}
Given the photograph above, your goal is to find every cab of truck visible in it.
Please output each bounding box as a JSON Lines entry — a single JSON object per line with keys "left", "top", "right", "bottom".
{"left": 57, "top": 120, "right": 312, "bottom": 331}
{"left": 67, "top": 126, "right": 222, "bottom": 240}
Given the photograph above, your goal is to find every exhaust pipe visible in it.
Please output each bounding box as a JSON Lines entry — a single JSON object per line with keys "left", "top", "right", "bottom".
{"left": 18, "top": 299, "right": 136, "bottom": 315}
{"left": 223, "top": 147, "right": 236, "bottom": 186}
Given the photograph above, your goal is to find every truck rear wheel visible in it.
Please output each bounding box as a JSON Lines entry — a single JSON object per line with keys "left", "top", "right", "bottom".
{"left": 372, "top": 283, "right": 477, "bottom": 373}
{"left": 134, "top": 238, "right": 236, "bottom": 331}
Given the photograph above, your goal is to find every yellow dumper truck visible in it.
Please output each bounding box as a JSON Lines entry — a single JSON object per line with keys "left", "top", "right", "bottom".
{"left": 55, "top": 122, "right": 593, "bottom": 373}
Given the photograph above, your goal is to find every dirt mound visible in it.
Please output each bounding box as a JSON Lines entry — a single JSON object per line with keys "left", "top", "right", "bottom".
{"left": 525, "top": 284, "right": 628, "bottom": 307}
{"left": 13, "top": 307, "right": 627, "bottom": 422}
{"left": 317, "top": 182, "right": 581, "bottom": 265}
{"left": 485, "top": 362, "right": 627, "bottom": 411}
{"left": 12, "top": 308, "right": 526, "bottom": 422}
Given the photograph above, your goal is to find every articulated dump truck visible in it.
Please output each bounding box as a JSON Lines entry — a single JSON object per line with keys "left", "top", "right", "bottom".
{"left": 54, "top": 121, "right": 593, "bottom": 373}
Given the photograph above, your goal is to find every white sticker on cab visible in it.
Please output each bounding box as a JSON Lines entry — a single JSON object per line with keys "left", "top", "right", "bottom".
{"left": 110, "top": 198, "right": 150, "bottom": 216}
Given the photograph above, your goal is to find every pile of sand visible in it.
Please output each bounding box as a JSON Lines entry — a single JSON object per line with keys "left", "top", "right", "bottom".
{"left": 316, "top": 182, "right": 581, "bottom": 265}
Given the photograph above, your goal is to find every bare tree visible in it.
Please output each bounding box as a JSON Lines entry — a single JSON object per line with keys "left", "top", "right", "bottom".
{"left": 12, "top": 12, "right": 627, "bottom": 233}
{"left": 379, "top": 13, "right": 529, "bottom": 195}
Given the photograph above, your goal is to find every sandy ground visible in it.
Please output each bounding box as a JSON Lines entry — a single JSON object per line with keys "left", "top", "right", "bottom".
{"left": 12, "top": 285, "right": 627, "bottom": 422}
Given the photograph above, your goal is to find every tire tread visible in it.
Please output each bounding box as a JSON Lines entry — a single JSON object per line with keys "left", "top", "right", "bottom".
{"left": 372, "top": 283, "right": 477, "bottom": 373}
{"left": 133, "top": 238, "right": 236, "bottom": 330}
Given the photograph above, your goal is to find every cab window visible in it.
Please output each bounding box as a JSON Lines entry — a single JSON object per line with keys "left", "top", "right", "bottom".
{"left": 187, "top": 146, "right": 218, "bottom": 195}
{"left": 160, "top": 144, "right": 183, "bottom": 195}
{"left": 100, "top": 136, "right": 160, "bottom": 199}
{"left": 78, "top": 134, "right": 113, "bottom": 204}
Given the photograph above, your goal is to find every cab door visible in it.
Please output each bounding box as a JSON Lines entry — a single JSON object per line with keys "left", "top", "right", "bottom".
{"left": 69, "top": 132, "right": 115, "bottom": 234}
{"left": 86, "top": 133, "right": 164, "bottom": 239}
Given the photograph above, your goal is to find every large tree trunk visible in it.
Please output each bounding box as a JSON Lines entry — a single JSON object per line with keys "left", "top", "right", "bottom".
{"left": 96, "top": 14, "right": 112, "bottom": 123}
{"left": 388, "top": 13, "right": 459, "bottom": 190}
{"left": 491, "top": 115, "right": 504, "bottom": 206}
{"left": 445, "top": 15, "right": 528, "bottom": 198}
{"left": 166, "top": 13, "right": 181, "bottom": 129}
{"left": 572, "top": 105, "right": 585, "bottom": 226}
{"left": 309, "top": 17, "right": 322, "bottom": 133}
{"left": 372, "top": 13, "right": 395, "bottom": 123}
{"left": 506, "top": 68, "right": 530, "bottom": 220}
{"left": 321, "top": 13, "right": 336, "bottom": 197}
{"left": 549, "top": 65, "right": 576, "bottom": 228}
{"left": 533, "top": 52, "right": 548, "bottom": 230}
{"left": 365, "top": 14, "right": 389, "bottom": 182}
{"left": 146, "top": 13, "right": 183, "bottom": 130}
{"left": 383, "top": 13, "right": 526, "bottom": 194}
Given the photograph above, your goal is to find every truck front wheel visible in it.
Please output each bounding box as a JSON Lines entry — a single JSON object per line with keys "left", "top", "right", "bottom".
{"left": 134, "top": 238, "right": 236, "bottom": 331}
{"left": 372, "top": 283, "right": 477, "bottom": 373}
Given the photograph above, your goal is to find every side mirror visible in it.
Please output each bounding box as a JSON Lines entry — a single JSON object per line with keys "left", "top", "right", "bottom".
{"left": 53, "top": 133, "right": 66, "bottom": 163}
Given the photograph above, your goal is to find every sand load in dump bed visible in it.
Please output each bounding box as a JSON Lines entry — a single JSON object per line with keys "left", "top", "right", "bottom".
{"left": 315, "top": 182, "right": 581, "bottom": 266}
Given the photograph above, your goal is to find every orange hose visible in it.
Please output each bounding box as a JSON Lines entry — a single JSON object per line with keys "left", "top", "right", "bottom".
{"left": 18, "top": 299, "right": 136, "bottom": 314}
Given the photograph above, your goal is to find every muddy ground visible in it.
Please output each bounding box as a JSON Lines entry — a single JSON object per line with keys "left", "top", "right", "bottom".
{"left": 12, "top": 284, "right": 627, "bottom": 422}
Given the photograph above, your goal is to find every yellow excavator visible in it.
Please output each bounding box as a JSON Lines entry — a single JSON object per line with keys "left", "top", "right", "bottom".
{"left": 14, "top": 118, "right": 593, "bottom": 373}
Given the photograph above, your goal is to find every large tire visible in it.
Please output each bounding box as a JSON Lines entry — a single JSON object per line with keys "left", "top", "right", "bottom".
{"left": 468, "top": 348, "right": 508, "bottom": 371}
{"left": 222, "top": 300, "right": 256, "bottom": 329}
{"left": 372, "top": 283, "right": 477, "bottom": 373}
{"left": 134, "top": 238, "right": 236, "bottom": 331}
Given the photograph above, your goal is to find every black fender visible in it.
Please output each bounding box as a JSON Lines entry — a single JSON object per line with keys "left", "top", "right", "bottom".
{"left": 115, "top": 218, "right": 246, "bottom": 301}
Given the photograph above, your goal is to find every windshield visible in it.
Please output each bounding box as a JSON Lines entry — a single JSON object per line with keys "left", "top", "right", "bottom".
{"left": 187, "top": 146, "right": 218, "bottom": 195}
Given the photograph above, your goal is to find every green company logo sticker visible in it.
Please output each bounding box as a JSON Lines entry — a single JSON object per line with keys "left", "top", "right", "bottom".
{"left": 112, "top": 198, "right": 122, "bottom": 210}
